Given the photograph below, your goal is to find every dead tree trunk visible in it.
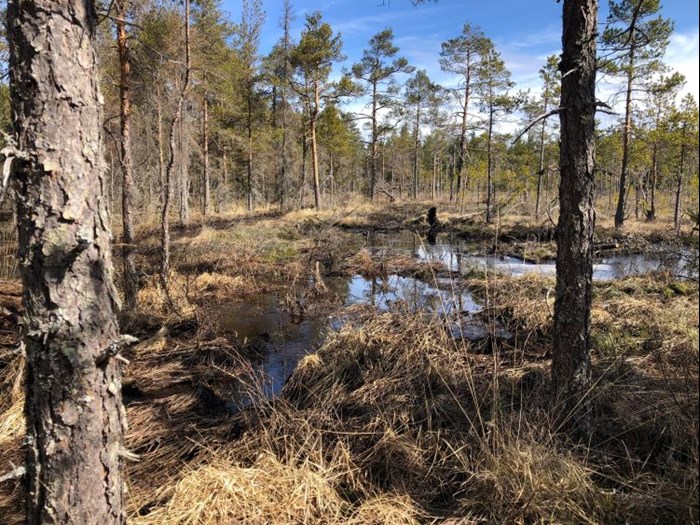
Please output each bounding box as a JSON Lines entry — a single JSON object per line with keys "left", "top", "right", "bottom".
{"left": 8, "top": 0, "right": 125, "bottom": 522}
{"left": 116, "top": 0, "right": 138, "bottom": 310}
{"left": 553, "top": 0, "right": 597, "bottom": 435}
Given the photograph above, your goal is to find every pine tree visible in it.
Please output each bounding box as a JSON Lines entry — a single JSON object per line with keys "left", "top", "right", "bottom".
{"left": 601, "top": 0, "right": 674, "bottom": 228}
{"left": 352, "top": 28, "right": 414, "bottom": 201}
{"left": 439, "top": 23, "right": 489, "bottom": 203}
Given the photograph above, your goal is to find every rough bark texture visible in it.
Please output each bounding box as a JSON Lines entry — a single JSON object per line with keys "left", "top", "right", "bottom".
{"left": 553, "top": 0, "right": 597, "bottom": 435}
{"left": 310, "top": 83, "right": 322, "bottom": 210}
{"left": 8, "top": 0, "right": 125, "bottom": 522}
{"left": 116, "top": 0, "right": 138, "bottom": 310}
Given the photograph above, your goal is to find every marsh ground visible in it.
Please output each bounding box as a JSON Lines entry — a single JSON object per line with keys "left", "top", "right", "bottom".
{"left": 1, "top": 201, "right": 698, "bottom": 524}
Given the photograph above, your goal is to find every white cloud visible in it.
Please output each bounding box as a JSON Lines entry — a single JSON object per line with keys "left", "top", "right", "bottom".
{"left": 665, "top": 28, "right": 700, "bottom": 102}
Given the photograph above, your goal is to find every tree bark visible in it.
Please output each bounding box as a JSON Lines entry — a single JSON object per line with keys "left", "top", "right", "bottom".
{"left": 247, "top": 77, "right": 254, "bottom": 212}
{"left": 455, "top": 71, "right": 471, "bottom": 201}
{"left": 485, "top": 106, "right": 494, "bottom": 224}
{"left": 203, "top": 94, "right": 210, "bottom": 216}
{"left": 553, "top": 0, "right": 597, "bottom": 435}
{"left": 116, "top": 0, "right": 138, "bottom": 310}
{"left": 162, "top": 0, "right": 191, "bottom": 287}
{"left": 614, "top": 47, "right": 635, "bottom": 228}
{"left": 310, "top": 83, "right": 322, "bottom": 210}
{"left": 370, "top": 81, "right": 379, "bottom": 201}
{"left": 413, "top": 106, "right": 421, "bottom": 200}
{"left": 674, "top": 124, "right": 686, "bottom": 231}
{"left": 8, "top": 0, "right": 125, "bottom": 522}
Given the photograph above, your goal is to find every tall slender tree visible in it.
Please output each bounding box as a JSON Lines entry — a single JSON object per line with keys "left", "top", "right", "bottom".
{"left": 475, "top": 43, "right": 517, "bottom": 223}
{"left": 290, "top": 11, "right": 350, "bottom": 210}
{"left": 235, "top": 0, "right": 265, "bottom": 212}
{"left": 352, "top": 28, "right": 413, "bottom": 201}
{"left": 533, "top": 55, "right": 560, "bottom": 220}
{"left": 439, "top": 24, "right": 489, "bottom": 202}
{"left": 162, "top": 0, "right": 192, "bottom": 289}
{"left": 115, "top": 0, "right": 138, "bottom": 310}
{"left": 404, "top": 69, "right": 442, "bottom": 200}
{"left": 601, "top": 0, "right": 674, "bottom": 228}
{"left": 671, "top": 94, "right": 699, "bottom": 231}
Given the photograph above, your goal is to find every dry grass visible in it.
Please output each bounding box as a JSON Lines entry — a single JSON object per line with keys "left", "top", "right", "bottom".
{"left": 0, "top": 203, "right": 698, "bottom": 524}
{"left": 344, "top": 248, "right": 445, "bottom": 280}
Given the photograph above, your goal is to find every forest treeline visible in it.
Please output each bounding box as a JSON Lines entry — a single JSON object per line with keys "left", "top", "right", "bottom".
{"left": 1, "top": 0, "right": 698, "bottom": 228}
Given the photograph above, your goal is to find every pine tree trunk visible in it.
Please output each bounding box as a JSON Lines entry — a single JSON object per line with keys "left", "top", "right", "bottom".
{"left": 456, "top": 75, "right": 471, "bottom": 200}
{"left": 178, "top": 103, "right": 190, "bottom": 225}
{"left": 8, "top": 1, "right": 125, "bottom": 522}
{"left": 311, "top": 84, "right": 322, "bottom": 210}
{"left": 162, "top": 0, "right": 191, "bottom": 286}
{"left": 674, "top": 128, "right": 686, "bottom": 231}
{"left": 615, "top": 49, "right": 635, "bottom": 228}
{"left": 413, "top": 107, "right": 420, "bottom": 200}
{"left": 116, "top": 0, "right": 138, "bottom": 310}
{"left": 552, "top": 0, "right": 597, "bottom": 435}
{"left": 247, "top": 79, "right": 254, "bottom": 212}
{"left": 486, "top": 107, "right": 494, "bottom": 224}
{"left": 370, "top": 81, "right": 379, "bottom": 201}
{"left": 203, "top": 95, "right": 210, "bottom": 216}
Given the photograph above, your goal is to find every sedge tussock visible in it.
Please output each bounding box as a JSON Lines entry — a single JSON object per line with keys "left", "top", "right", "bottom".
{"left": 132, "top": 453, "right": 347, "bottom": 525}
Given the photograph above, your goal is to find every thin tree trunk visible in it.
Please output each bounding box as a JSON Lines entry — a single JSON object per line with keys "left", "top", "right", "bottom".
{"left": 370, "top": 81, "right": 379, "bottom": 201}
{"left": 300, "top": 129, "right": 307, "bottom": 208}
{"left": 247, "top": 78, "right": 254, "bottom": 212}
{"left": 535, "top": 91, "right": 549, "bottom": 220}
{"left": 413, "top": 107, "right": 420, "bottom": 200}
{"left": 116, "top": 0, "right": 138, "bottom": 310}
{"left": 311, "top": 83, "right": 322, "bottom": 210}
{"left": 156, "top": 87, "right": 165, "bottom": 201}
{"left": 162, "top": 0, "right": 191, "bottom": 287}
{"left": 614, "top": 48, "right": 635, "bottom": 228}
{"left": 486, "top": 107, "right": 494, "bottom": 224}
{"left": 456, "top": 73, "right": 471, "bottom": 199}
{"left": 178, "top": 103, "right": 190, "bottom": 225}
{"left": 8, "top": 0, "right": 125, "bottom": 521}
{"left": 203, "top": 94, "right": 210, "bottom": 215}
{"left": 553, "top": 0, "right": 597, "bottom": 435}
{"left": 674, "top": 125, "right": 687, "bottom": 231}
{"left": 648, "top": 142, "right": 658, "bottom": 220}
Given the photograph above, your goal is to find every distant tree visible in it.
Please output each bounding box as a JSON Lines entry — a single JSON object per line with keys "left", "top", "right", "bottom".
{"left": 234, "top": 0, "right": 265, "bottom": 212}
{"left": 162, "top": 0, "right": 192, "bottom": 290}
{"left": 533, "top": 55, "right": 560, "bottom": 220}
{"left": 290, "top": 11, "right": 352, "bottom": 210}
{"left": 8, "top": 0, "right": 125, "bottom": 521}
{"left": 352, "top": 28, "right": 413, "bottom": 201}
{"left": 671, "top": 94, "right": 699, "bottom": 231}
{"left": 403, "top": 70, "right": 443, "bottom": 200}
{"left": 475, "top": 43, "right": 518, "bottom": 223}
{"left": 601, "top": 0, "right": 674, "bottom": 228}
{"left": 115, "top": 0, "right": 138, "bottom": 310}
{"left": 640, "top": 72, "right": 684, "bottom": 220}
{"left": 553, "top": 0, "right": 598, "bottom": 435}
{"left": 439, "top": 23, "right": 489, "bottom": 203}
{"left": 263, "top": 0, "right": 295, "bottom": 209}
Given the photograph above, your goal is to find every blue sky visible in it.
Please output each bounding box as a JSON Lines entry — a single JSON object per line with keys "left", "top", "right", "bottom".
{"left": 221, "top": 0, "right": 700, "bottom": 129}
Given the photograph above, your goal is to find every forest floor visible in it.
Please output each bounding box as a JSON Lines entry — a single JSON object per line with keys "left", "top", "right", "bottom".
{"left": 0, "top": 201, "right": 698, "bottom": 524}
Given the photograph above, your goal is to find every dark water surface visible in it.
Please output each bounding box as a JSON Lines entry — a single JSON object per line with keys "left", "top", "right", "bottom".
{"left": 220, "top": 231, "right": 698, "bottom": 402}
